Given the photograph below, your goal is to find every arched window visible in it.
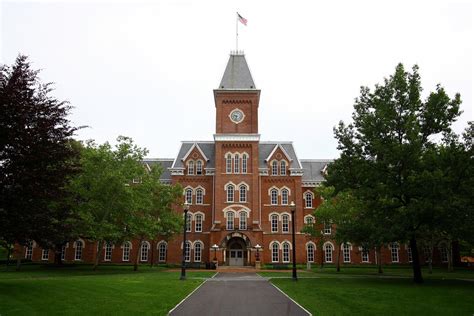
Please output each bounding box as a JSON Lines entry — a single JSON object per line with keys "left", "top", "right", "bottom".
{"left": 185, "top": 188, "right": 193, "bottom": 204}
{"left": 234, "top": 154, "right": 240, "bottom": 173}
{"left": 271, "top": 242, "right": 279, "bottom": 262}
{"left": 74, "top": 240, "right": 83, "bottom": 261}
{"left": 305, "top": 215, "right": 315, "bottom": 225}
{"left": 61, "top": 244, "right": 67, "bottom": 261}
{"left": 280, "top": 160, "right": 286, "bottom": 175}
{"left": 194, "top": 242, "right": 202, "bottom": 262}
{"left": 305, "top": 192, "right": 313, "bottom": 208}
{"left": 226, "top": 212, "right": 234, "bottom": 230}
{"left": 390, "top": 242, "right": 399, "bottom": 263}
{"left": 272, "top": 161, "right": 278, "bottom": 175}
{"left": 239, "top": 185, "right": 247, "bottom": 203}
{"left": 324, "top": 243, "right": 333, "bottom": 263}
{"left": 406, "top": 245, "right": 412, "bottom": 263}
{"left": 281, "top": 189, "right": 289, "bottom": 205}
{"left": 282, "top": 214, "right": 290, "bottom": 233}
{"left": 439, "top": 244, "right": 449, "bottom": 263}
{"left": 41, "top": 248, "right": 49, "bottom": 261}
{"left": 196, "top": 160, "right": 203, "bottom": 175}
{"left": 184, "top": 241, "right": 191, "bottom": 262}
{"left": 342, "top": 243, "right": 351, "bottom": 263}
{"left": 307, "top": 243, "right": 315, "bottom": 262}
{"left": 227, "top": 184, "right": 235, "bottom": 202}
{"left": 239, "top": 212, "right": 247, "bottom": 230}
{"left": 196, "top": 188, "right": 204, "bottom": 204}
{"left": 25, "top": 241, "right": 33, "bottom": 260}
{"left": 282, "top": 242, "right": 290, "bottom": 263}
{"left": 226, "top": 154, "right": 232, "bottom": 173}
{"left": 140, "top": 242, "right": 150, "bottom": 262}
{"left": 242, "top": 154, "right": 248, "bottom": 173}
{"left": 195, "top": 214, "right": 203, "bottom": 232}
{"left": 158, "top": 242, "right": 167, "bottom": 262}
{"left": 104, "top": 242, "right": 113, "bottom": 261}
{"left": 188, "top": 160, "right": 195, "bottom": 175}
{"left": 186, "top": 213, "right": 192, "bottom": 232}
{"left": 271, "top": 214, "right": 279, "bottom": 233}
{"left": 122, "top": 242, "right": 131, "bottom": 261}
{"left": 270, "top": 189, "right": 278, "bottom": 205}
{"left": 361, "top": 246, "right": 369, "bottom": 263}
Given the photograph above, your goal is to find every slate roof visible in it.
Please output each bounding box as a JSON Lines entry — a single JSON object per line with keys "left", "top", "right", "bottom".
{"left": 171, "top": 142, "right": 215, "bottom": 169}
{"left": 258, "top": 142, "right": 302, "bottom": 169}
{"left": 300, "top": 159, "right": 333, "bottom": 182}
{"left": 143, "top": 158, "right": 173, "bottom": 180}
{"left": 218, "top": 54, "right": 256, "bottom": 90}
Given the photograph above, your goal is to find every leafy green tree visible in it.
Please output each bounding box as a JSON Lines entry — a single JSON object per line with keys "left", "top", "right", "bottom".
{"left": 326, "top": 63, "right": 462, "bottom": 283}
{"left": 0, "top": 55, "right": 79, "bottom": 269}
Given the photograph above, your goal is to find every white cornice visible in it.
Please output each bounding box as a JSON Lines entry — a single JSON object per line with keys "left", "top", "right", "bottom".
{"left": 214, "top": 134, "right": 260, "bottom": 142}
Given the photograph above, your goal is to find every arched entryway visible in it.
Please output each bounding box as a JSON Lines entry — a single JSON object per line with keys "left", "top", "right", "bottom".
{"left": 220, "top": 232, "right": 252, "bottom": 266}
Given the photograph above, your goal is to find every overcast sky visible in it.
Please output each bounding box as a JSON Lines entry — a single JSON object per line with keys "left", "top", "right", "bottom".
{"left": 1, "top": 0, "right": 472, "bottom": 159}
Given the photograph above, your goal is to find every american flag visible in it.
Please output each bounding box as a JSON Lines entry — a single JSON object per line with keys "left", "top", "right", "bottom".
{"left": 237, "top": 13, "right": 247, "bottom": 26}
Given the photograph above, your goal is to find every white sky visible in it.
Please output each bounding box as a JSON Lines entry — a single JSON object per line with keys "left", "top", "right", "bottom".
{"left": 1, "top": 0, "right": 472, "bottom": 159}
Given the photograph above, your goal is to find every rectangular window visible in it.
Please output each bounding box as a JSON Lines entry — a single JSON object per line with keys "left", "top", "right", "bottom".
{"left": 407, "top": 246, "right": 413, "bottom": 262}
{"left": 234, "top": 156, "right": 240, "bottom": 173}
{"left": 272, "top": 245, "right": 279, "bottom": 262}
{"left": 226, "top": 156, "right": 232, "bottom": 173}
{"left": 242, "top": 156, "right": 248, "bottom": 173}
{"left": 362, "top": 247, "right": 369, "bottom": 263}
{"left": 343, "top": 244, "right": 350, "bottom": 263}
{"left": 61, "top": 245, "right": 66, "bottom": 261}
{"left": 195, "top": 215, "right": 202, "bottom": 232}
{"left": 184, "top": 243, "right": 191, "bottom": 262}
{"left": 186, "top": 213, "right": 192, "bottom": 232}
{"left": 440, "top": 246, "right": 449, "bottom": 262}
{"left": 324, "top": 222, "right": 331, "bottom": 235}
{"left": 42, "top": 249, "right": 49, "bottom": 261}
{"left": 391, "top": 243, "right": 399, "bottom": 262}
{"left": 25, "top": 243, "right": 33, "bottom": 260}
{"left": 140, "top": 245, "right": 149, "bottom": 262}
{"left": 123, "top": 243, "right": 130, "bottom": 261}
{"left": 104, "top": 243, "right": 112, "bottom": 261}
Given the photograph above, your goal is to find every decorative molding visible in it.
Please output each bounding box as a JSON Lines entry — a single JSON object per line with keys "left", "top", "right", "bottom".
{"left": 302, "top": 180, "right": 322, "bottom": 187}
{"left": 214, "top": 134, "right": 260, "bottom": 142}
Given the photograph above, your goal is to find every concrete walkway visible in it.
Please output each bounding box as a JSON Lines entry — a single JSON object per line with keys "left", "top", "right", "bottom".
{"left": 168, "top": 272, "right": 311, "bottom": 316}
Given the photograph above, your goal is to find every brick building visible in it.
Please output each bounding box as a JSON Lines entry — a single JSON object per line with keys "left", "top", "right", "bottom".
{"left": 23, "top": 53, "right": 451, "bottom": 267}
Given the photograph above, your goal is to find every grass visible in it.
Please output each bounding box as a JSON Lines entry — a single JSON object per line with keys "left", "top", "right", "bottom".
{"left": 260, "top": 266, "right": 474, "bottom": 315}
{"left": 0, "top": 264, "right": 215, "bottom": 315}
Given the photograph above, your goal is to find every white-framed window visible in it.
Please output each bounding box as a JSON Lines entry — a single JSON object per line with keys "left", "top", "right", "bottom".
{"left": 407, "top": 246, "right": 413, "bottom": 262}
{"left": 270, "top": 189, "right": 278, "bottom": 205}
{"left": 186, "top": 213, "right": 192, "bottom": 232}
{"left": 194, "top": 242, "right": 202, "bottom": 262}
{"left": 271, "top": 242, "right": 279, "bottom": 262}
{"left": 239, "top": 185, "right": 247, "bottom": 203}
{"left": 242, "top": 154, "right": 248, "bottom": 173}
{"left": 158, "top": 242, "right": 167, "bottom": 262}
{"left": 305, "top": 215, "right": 314, "bottom": 225}
{"left": 282, "top": 242, "right": 290, "bottom": 263}
{"left": 122, "top": 242, "right": 131, "bottom": 261}
{"left": 140, "top": 242, "right": 150, "bottom": 262}
{"left": 324, "top": 243, "right": 333, "bottom": 263}
{"left": 185, "top": 188, "right": 193, "bottom": 204}
{"left": 342, "top": 243, "right": 351, "bottom": 263}
{"left": 282, "top": 214, "right": 290, "bottom": 233}
{"left": 196, "top": 188, "right": 204, "bottom": 204}
{"left": 271, "top": 160, "right": 278, "bottom": 175}
{"left": 41, "top": 249, "right": 49, "bottom": 261}
{"left": 104, "top": 242, "right": 113, "bottom": 261}
{"left": 195, "top": 214, "right": 203, "bottom": 232}
{"left": 390, "top": 243, "right": 399, "bottom": 263}
{"left": 184, "top": 241, "right": 191, "bottom": 262}
{"left": 239, "top": 212, "right": 247, "bottom": 230}
{"left": 271, "top": 214, "right": 279, "bottom": 233}
{"left": 226, "top": 212, "right": 234, "bottom": 230}
{"left": 307, "top": 243, "right": 315, "bottom": 262}
{"left": 305, "top": 192, "right": 313, "bottom": 208}
{"left": 226, "top": 154, "right": 232, "bottom": 173}
{"left": 324, "top": 222, "right": 332, "bottom": 235}
{"left": 188, "top": 160, "right": 194, "bottom": 175}
{"left": 281, "top": 189, "right": 289, "bottom": 205}
{"left": 227, "top": 184, "right": 234, "bottom": 202}
{"left": 25, "top": 241, "right": 33, "bottom": 260}
{"left": 423, "top": 245, "right": 431, "bottom": 262}
{"left": 439, "top": 245, "right": 449, "bottom": 263}
{"left": 196, "top": 160, "right": 203, "bottom": 175}
{"left": 280, "top": 160, "right": 286, "bottom": 175}
{"left": 234, "top": 154, "right": 240, "bottom": 173}
{"left": 61, "top": 245, "right": 66, "bottom": 261}
{"left": 361, "top": 247, "right": 369, "bottom": 263}
{"left": 74, "top": 240, "right": 83, "bottom": 261}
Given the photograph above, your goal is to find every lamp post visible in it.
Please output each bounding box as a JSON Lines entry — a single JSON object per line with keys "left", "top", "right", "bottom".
{"left": 180, "top": 201, "right": 190, "bottom": 280}
{"left": 211, "top": 244, "right": 219, "bottom": 261}
{"left": 290, "top": 201, "right": 297, "bottom": 281}
{"left": 255, "top": 244, "right": 262, "bottom": 269}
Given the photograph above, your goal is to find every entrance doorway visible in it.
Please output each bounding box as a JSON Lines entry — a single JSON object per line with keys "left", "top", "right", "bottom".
{"left": 227, "top": 237, "right": 247, "bottom": 266}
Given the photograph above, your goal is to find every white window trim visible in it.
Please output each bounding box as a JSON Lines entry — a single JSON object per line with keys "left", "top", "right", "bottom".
{"left": 122, "top": 241, "right": 132, "bottom": 262}
{"left": 157, "top": 241, "right": 167, "bottom": 262}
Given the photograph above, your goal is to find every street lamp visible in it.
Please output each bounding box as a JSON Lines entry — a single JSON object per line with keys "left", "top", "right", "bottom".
{"left": 255, "top": 244, "right": 262, "bottom": 261}
{"left": 211, "top": 244, "right": 219, "bottom": 261}
{"left": 180, "top": 201, "right": 190, "bottom": 280}
{"left": 290, "top": 201, "right": 297, "bottom": 281}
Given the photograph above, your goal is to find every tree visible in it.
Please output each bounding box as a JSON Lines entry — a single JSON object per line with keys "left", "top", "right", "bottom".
{"left": 326, "top": 63, "right": 462, "bottom": 283}
{"left": 0, "top": 55, "right": 79, "bottom": 269}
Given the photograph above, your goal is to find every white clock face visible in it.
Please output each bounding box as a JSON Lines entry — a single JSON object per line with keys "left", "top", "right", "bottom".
{"left": 230, "top": 109, "right": 244, "bottom": 123}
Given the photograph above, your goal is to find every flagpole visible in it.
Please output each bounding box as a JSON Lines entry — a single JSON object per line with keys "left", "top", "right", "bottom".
{"left": 236, "top": 12, "right": 238, "bottom": 52}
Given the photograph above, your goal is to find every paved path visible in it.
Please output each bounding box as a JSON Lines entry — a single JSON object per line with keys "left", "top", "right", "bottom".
{"left": 169, "top": 272, "right": 311, "bottom": 316}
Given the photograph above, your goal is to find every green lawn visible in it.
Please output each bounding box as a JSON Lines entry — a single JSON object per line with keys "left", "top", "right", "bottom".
{"left": 261, "top": 267, "right": 474, "bottom": 315}
{"left": 0, "top": 264, "right": 215, "bottom": 315}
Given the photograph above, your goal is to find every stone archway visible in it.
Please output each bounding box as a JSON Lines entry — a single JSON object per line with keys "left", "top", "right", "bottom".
{"left": 220, "top": 232, "right": 252, "bottom": 266}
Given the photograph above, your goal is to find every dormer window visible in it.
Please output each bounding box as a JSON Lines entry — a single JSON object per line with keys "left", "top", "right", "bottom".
{"left": 188, "top": 161, "right": 194, "bottom": 175}
{"left": 280, "top": 160, "right": 287, "bottom": 175}
{"left": 196, "top": 160, "right": 203, "bottom": 175}
{"left": 271, "top": 161, "right": 278, "bottom": 175}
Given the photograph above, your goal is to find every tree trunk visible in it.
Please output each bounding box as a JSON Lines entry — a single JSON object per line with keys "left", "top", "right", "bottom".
{"left": 428, "top": 242, "right": 433, "bottom": 274}
{"left": 376, "top": 246, "right": 383, "bottom": 274}
{"left": 93, "top": 240, "right": 103, "bottom": 271}
{"left": 319, "top": 241, "right": 324, "bottom": 270}
{"left": 150, "top": 240, "right": 155, "bottom": 268}
{"left": 134, "top": 239, "right": 143, "bottom": 271}
{"left": 448, "top": 242, "right": 453, "bottom": 272}
{"left": 6, "top": 246, "right": 11, "bottom": 270}
{"left": 410, "top": 237, "right": 423, "bottom": 284}
{"left": 336, "top": 244, "right": 341, "bottom": 272}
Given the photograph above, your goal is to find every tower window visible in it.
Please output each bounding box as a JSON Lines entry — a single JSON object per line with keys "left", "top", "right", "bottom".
{"left": 234, "top": 154, "right": 240, "bottom": 173}
{"left": 226, "top": 154, "right": 232, "bottom": 173}
{"left": 242, "top": 154, "right": 248, "bottom": 173}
